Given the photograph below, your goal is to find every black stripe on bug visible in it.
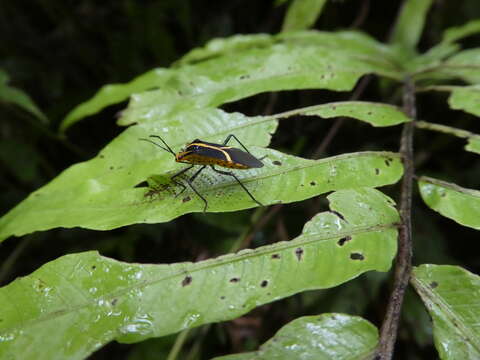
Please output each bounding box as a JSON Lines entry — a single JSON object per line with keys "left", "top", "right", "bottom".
{"left": 139, "top": 134, "right": 264, "bottom": 211}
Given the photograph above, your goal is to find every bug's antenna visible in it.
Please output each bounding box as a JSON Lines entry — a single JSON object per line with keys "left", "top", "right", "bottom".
{"left": 139, "top": 135, "right": 176, "bottom": 157}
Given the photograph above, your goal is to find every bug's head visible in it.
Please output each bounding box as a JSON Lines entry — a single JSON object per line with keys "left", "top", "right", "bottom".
{"left": 175, "top": 140, "right": 201, "bottom": 163}
{"left": 175, "top": 150, "right": 193, "bottom": 163}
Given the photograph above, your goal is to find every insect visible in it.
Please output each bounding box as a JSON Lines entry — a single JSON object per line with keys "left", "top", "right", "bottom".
{"left": 140, "top": 134, "right": 264, "bottom": 211}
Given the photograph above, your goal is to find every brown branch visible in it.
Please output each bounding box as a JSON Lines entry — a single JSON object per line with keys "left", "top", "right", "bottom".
{"left": 376, "top": 77, "right": 415, "bottom": 359}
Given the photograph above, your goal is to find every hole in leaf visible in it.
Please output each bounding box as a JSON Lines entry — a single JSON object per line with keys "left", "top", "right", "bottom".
{"left": 295, "top": 247, "right": 304, "bottom": 261}
{"left": 230, "top": 277, "right": 240, "bottom": 283}
{"left": 350, "top": 253, "right": 364, "bottom": 260}
{"left": 272, "top": 160, "right": 282, "bottom": 166}
{"left": 271, "top": 254, "right": 281, "bottom": 259}
{"left": 182, "top": 276, "right": 192, "bottom": 286}
{"left": 430, "top": 281, "right": 438, "bottom": 288}
{"left": 338, "top": 236, "right": 352, "bottom": 246}
{"left": 260, "top": 280, "right": 268, "bottom": 287}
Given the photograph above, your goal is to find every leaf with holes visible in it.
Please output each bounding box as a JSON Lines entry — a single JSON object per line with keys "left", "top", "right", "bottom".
{"left": 60, "top": 30, "right": 401, "bottom": 131}
{"left": 0, "top": 187, "right": 398, "bottom": 360}
{"left": 212, "top": 313, "right": 378, "bottom": 360}
{"left": 412, "top": 265, "right": 480, "bottom": 360}
{"left": 0, "top": 106, "right": 404, "bottom": 242}
{"left": 281, "top": 101, "right": 410, "bottom": 127}
{"left": 418, "top": 176, "right": 480, "bottom": 230}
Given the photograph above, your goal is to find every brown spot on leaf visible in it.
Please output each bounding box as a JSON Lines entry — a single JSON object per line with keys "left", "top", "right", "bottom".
{"left": 183, "top": 196, "right": 191, "bottom": 203}
{"left": 430, "top": 281, "right": 438, "bottom": 288}
{"left": 220, "top": 296, "right": 226, "bottom": 300}
{"left": 338, "top": 236, "right": 352, "bottom": 246}
{"left": 350, "top": 253, "right": 364, "bottom": 260}
{"left": 111, "top": 298, "right": 118, "bottom": 306}
{"left": 91, "top": 265, "right": 96, "bottom": 270}
{"left": 295, "top": 247, "right": 304, "bottom": 261}
{"left": 182, "top": 275, "right": 192, "bottom": 286}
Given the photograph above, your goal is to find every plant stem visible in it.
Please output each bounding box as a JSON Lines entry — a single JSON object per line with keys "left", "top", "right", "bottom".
{"left": 166, "top": 327, "right": 191, "bottom": 360}
{"left": 376, "top": 77, "right": 415, "bottom": 359}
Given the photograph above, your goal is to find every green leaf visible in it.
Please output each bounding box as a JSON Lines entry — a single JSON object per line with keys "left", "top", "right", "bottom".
{"left": 390, "top": 0, "right": 434, "bottom": 51}
{"left": 442, "top": 19, "right": 480, "bottom": 44}
{"left": 211, "top": 313, "right": 378, "bottom": 360}
{"left": 442, "top": 49, "right": 480, "bottom": 84}
{"left": 60, "top": 69, "right": 172, "bottom": 132}
{"left": 408, "top": 42, "right": 460, "bottom": 73}
{"left": 119, "top": 39, "right": 400, "bottom": 126}
{"left": 418, "top": 176, "right": 480, "bottom": 230}
{"left": 279, "top": 101, "right": 410, "bottom": 127}
{"left": 0, "top": 188, "right": 399, "bottom": 360}
{"left": 60, "top": 31, "right": 401, "bottom": 130}
{"left": 412, "top": 265, "right": 480, "bottom": 359}
{"left": 175, "top": 34, "right": 274, "bottom": 66}
{"left": 415, "top": 120, "right": 480, "bottom": 156}
{"left": 448, "top": 85, "right": 480, "bottom": 117}
{"left": 466, "top": 136, "right": 480, "bottom": 155}
{"left": 0, "top": 69, "right": 48, "bottom": 123}
{"left": 281, "top": 0, "right": 327, "bottom": 32}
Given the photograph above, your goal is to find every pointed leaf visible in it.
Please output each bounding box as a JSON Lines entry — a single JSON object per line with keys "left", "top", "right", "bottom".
{"left": 466, "top": 136, "right": 480, "bottom": 155}
{"left": 60, "top": 69, "right": 171, "bottom": 132}
{"left": 390, "top": 0, "right": 434, "bottom": 51}
{"left": 281, "top": 0, "right": 327, "bottom": 32}
{"left": 418, "top": 176, "right": 480, "bottom": 230}
{"left": 0, "top": 105, "right": 404, "bottom": 242}
{"left": 412, "top": 265, "right": 480, "bottom": 359}
{"left": 280, "top": 101, "right": 410, "bottom": 127}
{"left": 442, "top": 49, "right": 480, "bottom": 84}
{"left": 415, "top": 120, "right": 480, "bottom": 156}
{"left": 0, "top": 188, "right": 398, "bottom": 360}
{"left": 61, "top": 31, "right": 401, "bottom": 130}
{"left": 448, "top": 85, "right": 480, "bottom": 117}
{"left": 212, "top": 313, "right": 378, "bottom": 360}
{"left": 0, "top": 69, "right": 48, "bottom": 123}
{"left": 442, "top": 19, "right": 480, "bottom": 44}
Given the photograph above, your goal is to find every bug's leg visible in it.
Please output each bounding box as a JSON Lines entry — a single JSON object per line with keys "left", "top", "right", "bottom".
{"left": 222, "top": 134, "right": 253, "bottom": 154}
{"left": 184, "top": 165, "right": 208, "bottom": 211}
{"left": 210, "top": 165, "right": 263, "bottom": 207}
{"left": 186, "top": 181, "right": 208, "bottom": 212}
{"left": 170, "top": 165, "right": 195, "bottom": 197}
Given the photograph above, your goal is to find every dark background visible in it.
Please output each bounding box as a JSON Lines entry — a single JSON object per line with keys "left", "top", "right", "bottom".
{"left": 1, "top": 1, "right": 480, "bottom": 358}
